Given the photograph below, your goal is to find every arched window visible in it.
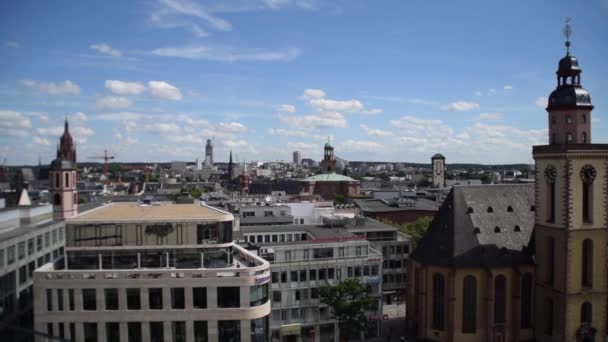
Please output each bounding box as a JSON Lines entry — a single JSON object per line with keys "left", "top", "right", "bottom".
{"left": 55, "top": 173, "right": 60, "bottom": 188}
{"left": 53, "top": 194, "right": 61, "bottom": 206}
{"left": 65, "top": 173, "right": 69, "bottom": 188}
{"left": 582, "top": 132, "right": 587, "bottom": 143}
{"left": 494, "top": 275, "right": 506, "bottom": 323}
{"left": 507, "top": 206, "right": 513, "bottom": 212}
{"left": 462, "top": 276, "right": 476, "bottom": 333}
{"left": 521, "top": 273, "right": 533, "bottom": 328}
{"left": 544, "top": 165, "right": 557, "bottom": 223}
{"left": 546, "top": 237, "right": 555, "bottom": 285}
{"left": 432, "top": 274, "right": 445, "bottom": 330}
{"left": 552, "top": 133, "right": 556, "bottom": 144}
{"left": 544, "top": 298, "right": 553, "bottom": 336}
{"left": 487, "top": 206, "right": 493, "bottom": 213}
{"left": 566, "top": 132, "right": 572, "bottom": 143}
{"left": 581, "top": 165, "right": 596, "bottom": 223}
{"left": 581, "top": 302, "right": 592, "bottom": 323}
{"left": 582, "top": 114, "right": 586, "bottom": 124}
{"left": 566, "top": 115, "right": 572, "bottom": 124}
{"left": 582, "top": 239, "right": 593, "bottom": 287}
{"left": 467, "top": 207, "right": 474, "bottom": 214}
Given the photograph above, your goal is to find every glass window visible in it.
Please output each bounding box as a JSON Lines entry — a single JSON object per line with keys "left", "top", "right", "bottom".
{"left": 281, "top": 272, "right": 287, "bottom": 283}
{"left": 494, "top": 275, "right": 506, "bottom": 323}
{"left": 309, "top": 269, "right": 316, "bottom": 280}
{"left": 45, "top": 232, "right": 50, "bottom": 247}
{"left": 27, "top": 238, "right": 34, "bottom": 255}
{"left": 171, "top": 288, "right": 185, "bottom": 309}
{"left": 47, "top": 323, "right": 53, "bottom": 337}
{"left": 172, "top": 321, "right": 186, "bottom": 342}
{"left": 432, "top": 274, "right": 445, "bottom": 330}
{"left": 70, "top": 323, "right": 75, "bottom": 341}
{"left": 58, "top": 227, "right": 64, "bottom": 241}
{"left": 251, "top": 317, "right": 269, "bottom": 342}
{"left": 128, "top": 322, "right": 142, "bottom": 342}
{"left": 7, "top": 245, "right": 15, "bottom": 264}
{"left": 19, "top": 265, "right": 27, "bottom": 284}
{"left": 106, "top": 322, "right": 120, "bottom": 342}
{"left": 52, "top": 230, "right": 57, "bottom": 244}
{"left": 313, "top": 248, "right": 333, "bottom": 259}
{"left": 193, "top": 287, "right": 207, "bottom": 309}
{"left": 217, "top": 287, "right": 240, "bottom": 308}
{"left": 290, "top": 271, "right": 298, "bottom": 282}
{"left": 271, "top": 272, "right": 278, "bottom": 283}
{"left": 273, "top": 291, "right": 281, "bottom": 302}
{"left": 462, "top": 276, "right": 476, "bottom": 333}
{"left": 218, "top": 320, "right": 240, "bottom": 342}
{"left": 149, "top": 322, "right": 164, "bottom": 342}
{"left": 338, "top": 247, "right": 344, "bottom": 257}
{"left": 37, "top": 235, "right": 43, "bottom": 251}
{"left": 521, "top": 273, "right": 533, "bottom": 328}
{"left": 303, "top": 249, "right": 309, "bottom": 259}
{"left": 194, "top": 321, "right": 208, "bottom": 342}
{"left": 149, "top": 288, "right": 163, "bottom": 310}
{"left": 250, "top": 284, "right": 268, "bottom": 307}
{"left": 300, "top": 270, "right": 307, "bottom": 282}
{"left": 68, "top": 289, "right": 75, "bottom": 311}
{"left": 84, "top": 322, "right": 98, "bottom": 342}
{"left": 46, "top": 288, "right": 53, "bottom": 311}
{"left": 105, "top": 288, "right": 119, "bottom": 310}
{"left": 83, "top": 288, "right": 96, "bottom": 311}
{"left": 57, "top": 289, "right": 64, "bottom": 311}
{"left": 127, "top": 288, "right": 141, "bottom": 310}
{"left": 18, "top": 242, "right": 25, "bottom": 260}
{"left": 319, "top": 269, "right": 326, "bottom": 280}
{"left": 285, "top": 251, "right": 291, "bottom": 261}
{"left": 0, "top": 249, "right": 4, "bottom": 267}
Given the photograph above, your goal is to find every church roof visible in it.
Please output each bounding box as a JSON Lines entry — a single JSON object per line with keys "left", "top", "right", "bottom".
{"left": 303, "top": 172, "right": 358, "bottom": 182}
{"left": 411, "top": 184, "right": 535, "bottom": 267}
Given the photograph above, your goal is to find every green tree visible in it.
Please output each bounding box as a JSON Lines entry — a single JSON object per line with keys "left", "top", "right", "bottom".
{"left": 320, "top": 279, "right": 374, "bottom": 341}
{"left": 333, "top": 194, "right": 346, "bottom": 205}
{"left": 190, "top": 188, "right": 202, "bottom": 199}
{"left": 384, "top": 216, "right": 432, "bottom": 248}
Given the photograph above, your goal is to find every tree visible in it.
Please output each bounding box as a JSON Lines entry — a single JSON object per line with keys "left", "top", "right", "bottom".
{"left": 190, "top": 188, "right": 202, "bottom": 199}
{"left": 320, "top": 279, "right": 375, "bottom": 341}
{"left": 384, "top": 216, "right": 432, "bottom": 248}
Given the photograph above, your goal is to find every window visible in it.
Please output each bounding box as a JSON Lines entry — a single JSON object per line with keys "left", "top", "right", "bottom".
{"left": 172, "top": 321, "right": 186, "bottom": 342}
{"left": 521, "top": 273, "right": 533, "bottom": 328}
{"left": 311, "top": 288, "right": 319, "bottom": 299}
{"left": 48, "top": 323, "right": 54, "bottom": 337}
{"left": 581, "top": 165, "right": 595, "bottom": 223}
{"left": 272, "top": 272, "right": 278, "bottom": 283}
{"left": 462, "top": 276, "right": 476, "bottom": 333}
{"left": 551, "top": 115, "right": 556, "bottom": 124}
{"left": 27, "top": 238, "right": 34, "bottom": 255}
{"left": 546, "top": 237, "right": 555, "bottom": 285}
{"left": 566, "top": 132, "right": 572, "bottom": 143}
{"left": 582, "top": 132, "right": 587, "bottom": 143}
{"left": 328, "top": 268, "right": 334, "bottom": 279}
{"left": 58, "top": 323, "right": 64, "bottom": 339}
{"left": 566, "top": 115, "right": 572, "bottom": 124}
{"left": 300, "top": 270, "right": 307, "bottom": 282}
{"left": 290, "top": 271, "right": 298, "bottom": 282}
{"left": 128, "top": 322, "right": 142, "bottom": 342}
{"left": 148, "top": 288, "right": 163, "bottom": 310}
{"left": 194, "top": 321, "right": 208, "bottom": 342}
{"left": 84, "top": 322, "right": 98, "bottom": 342}
{"left": 582, "top": 239, "right": 593, "bottom": 287}
{"left": 36, "top": 235, "right": 43, "bottom": 251}
{"left": 273, "top": 291, "right": 281, "bottom": 303}
{"left": 45, "top": 232, "right": 50, "bottom": 247}
{"left": 19, "top": 265, "right": 27, "bottom": 284}
{"left": 581, "top": 302, "right": 592, "bottom": 323}
{"left": 52, "top": 230, "right": 57, "bottom": 244}
{"left": 106, "top": 322, "right": 120, "bottom": 342}
{"left": 582, "top": 114, "right": 586, "bottom": 123}
{"left": 18, "top": 242, "right": 25, "bottom": 259}
{"left": 285, "top": 251, "right": 291, "bottom": 261}
{"left": 149, "top": 322, "right": 164, "bottom": 342}
{"left": 281, "top": 272, "right": 287, "bottom": 283}
{"left": 319, "top": 269, "right": 326, "bottom": 280}
{"left": 65, "top": 173, "right": 69, "bottom": 187}
{"left": 82, "top": 288, "right": 97, "bottom": 311}
{"left": 250, "top": 284, "right": 268, "bottom": 306}
{"left": 46, "top": 288, "right": 53, "bottom": 311}
{"left": 303, "top": 249, "right": 309, "bottom": 259}
{"left": 171, "top": 288, "right": 185, "bottom": 309}
{"left": 105, "top": 288, "right": 119, "bottom": 310}
{"left": 313, "top": 248, "right": 333, "bottom": 259}
{"left": 432, "top": 274, "right": 445, "bottom": 330}
{"left": 68, "top": 289, "right": 75, "bottom": 310}
{"left": 544, "top": 298, "right": 553, "bottom": 336}
{"left": 309, "top": 269, "right": 316, "bottom": 281}
{"left": 494, "top": 275, "right": 506, "bottom": 323}
{"left": 193, "top": 287, "right": 207, "bottom": 309}
{"left": 7, "top": 245, "right": 15, "bottom": 264}
{"left": 217, "top": 287, "right": 240, "bottom": 308}
{"left": 127, "top": 288, "right": 141, "bottom": 310}
{"left": 57, "top": 289, "right": 64, "bottom": 311}
{"left": 218, "top": 320, "right": 241, "bottom": 342}
{"left": 251, "top": 317, "right": 269, "bottom": 342}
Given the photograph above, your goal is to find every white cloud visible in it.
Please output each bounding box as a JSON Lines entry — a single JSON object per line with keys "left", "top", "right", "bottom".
{"left": 95, "top": 112, "right": 144, "bottom": 121}
{"left": 5, "top": 40, "right": 19, "bottom": 48}
{"left": 488, "top": 88, "right": 496, "bottom": 95}
{"left": 301, "top": 89, "right": 326, "bottom": 100}
{"left": 151, "top": 45, "right": 301, "bottom": 62}
{"left": 96, "top": 96, "right": 132, "bottom": 110}
{"left": 0, "top": 110, "right": 32, "bottom": 136}
{"left": 263, "top": 0, "right": 318, "bottom": 9}
{"left": 142, "top": 122, "right": 181, "bottom": 135}
{"left": 267, "top": 128, "right": 308, "bottom": 137}
{"left": 33, "top": 136, "right": 50, "bottom": 145}
{"left": 477, "top": 112, "right": 503, "bottom": 121}
{"left": 90, "top": 43, "right": 122, "bottom": 57}
{"left": 279, "top": 112, "right": 347, "bottom": 130}
{"left": 309, "top": 98, "right": 364, "bottom": 113}
{"left": 277, "top": 104, "right": 295, "bottom": 113}
{"left": 338, "top": 140, "right": 384, "bottom": 152}
{"left": 360, "top": 124, "right": 394, "bottom": 137}
{"left": 535, "top": 97, "right": 548, "bottom": 109}
{"left": 154, "top": 0, "right": 232, "bottom": 31}
{"left": 36, "top": 126, "right": 64, "bottom": 136}
{"left": 166, "top": 134, "right": 205, "bottom": 144}
{"left": 503, "top": 85, "right": 513, "bottom": 91}
{"left": 147, "top": 81, "right": 183, "bottom": 100}
{"left": 20, "top": 79, "right": 80, "bottom": 96}
{"left": 177, "top": 114, "right": 209, "bottom": 127}
{"left": 474, "top": 91, "right": 483, "bottom": 97}
{"left": 36, "top": 123, "right": 95, "bottom": 144}
{"left": 71, "top": 112, "right": 88, "bottom": 122}
{"left": 105, "top": 80, "right": 146, "bottom": 95}
{"left": 440, "top": 101, "right": 480, "bottom": 112}
{"left": 218, "top": 122, "right": 247, "bottom": 133}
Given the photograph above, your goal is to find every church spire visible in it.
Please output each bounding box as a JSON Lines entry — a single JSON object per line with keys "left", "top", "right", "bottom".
{"left": 564, "top": 17, "right": 572, "bottom": 56}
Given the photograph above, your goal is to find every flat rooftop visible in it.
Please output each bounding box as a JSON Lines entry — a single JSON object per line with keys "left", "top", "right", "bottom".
{"left": 68, "top": 201, "right": 232, "bottom": 223}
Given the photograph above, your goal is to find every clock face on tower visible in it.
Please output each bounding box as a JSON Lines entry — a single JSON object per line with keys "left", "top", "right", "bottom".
{"left": 544, "top": 165, "right": 557, "bottom": 183}
{"left": 580, "top": 164, "right": 597, "bottom": 184}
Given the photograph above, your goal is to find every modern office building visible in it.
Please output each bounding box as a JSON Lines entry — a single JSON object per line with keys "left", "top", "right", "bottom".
{"left": 239, "top": 220, "right": 386, "bottom": 342}
{"left": 292, "top": 151, "right": 301, "bottom": 165}
{"left": 0, "top": 201, "right": 65, "bottom": 341}
{"left": 33, "top": 200, "right": 271, "bottom": 342}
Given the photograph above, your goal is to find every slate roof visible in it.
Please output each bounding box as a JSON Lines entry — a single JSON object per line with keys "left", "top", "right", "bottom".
{"left": 411, "top": 184, "right": 535, "bottom": 267}
{"left": 352, "top": 198, "right": 439, "bottom": 213}
{"left": 303, "top": 173, "right": 358, "bottom": 182}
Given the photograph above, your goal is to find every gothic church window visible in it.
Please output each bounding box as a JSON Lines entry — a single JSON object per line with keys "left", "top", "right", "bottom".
{"left": 432, "top": 274, "right": 445, "bottom": 330}
{"left": 494, "top": 275, "right": 506, "bottom": 323}
{"left": 544, "top": 298, "right": 553, "bottom": 336}
{"left": 544, "top": 165, "right": 557, "bottom": 223}
{"left": 580, "top": 165, "right": 596, "bottom": 223}
{"left": 582, "top": 239, "right": 593, "bottom": 287}
{"left": 580, "top": 302, "right": 592, "bottom": 323}
{"left": 546, "top": 236, "right": 555, "bottom": 285}
{"left": 462, "top": 276, "right": 476, "bottom": 333}
{"left": 521, "top": 273, "right": 532, "bottom": 329}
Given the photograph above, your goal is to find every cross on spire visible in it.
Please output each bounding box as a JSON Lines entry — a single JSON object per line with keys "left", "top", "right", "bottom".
{"left": 564, "top": 17, "right": 572, "bottom": 55}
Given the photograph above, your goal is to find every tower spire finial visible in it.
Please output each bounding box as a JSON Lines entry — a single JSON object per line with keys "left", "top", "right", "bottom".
{"left": 563, "top": 17, "right": 572, "bottom": 56}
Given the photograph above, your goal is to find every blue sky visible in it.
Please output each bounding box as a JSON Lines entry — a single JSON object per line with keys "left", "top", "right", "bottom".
{"left": 1, "top": 0, "right": 607, "bottom": 165}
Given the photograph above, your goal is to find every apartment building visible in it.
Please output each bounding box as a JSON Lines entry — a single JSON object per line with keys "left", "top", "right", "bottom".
{"left": 239, "top": 223, "right": 384, "bottom": 342}
{"left": 33, "top": 200, "right": 271, "bottom": 342}
{"left": 0, "top": 202, "right": 65, "bottom": 341}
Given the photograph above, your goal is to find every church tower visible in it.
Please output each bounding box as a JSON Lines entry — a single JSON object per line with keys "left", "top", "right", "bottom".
{"left": 533, "top": 19, "right": 606, "bottom": 342}
{"left": 321, "top": 138, "right": 337, "bottom": 173}
{"left": 431, "top": 153, "right": 445, "bottom": 188}
{"left": 49, "top": 117, "right": 78, "bottom": 220}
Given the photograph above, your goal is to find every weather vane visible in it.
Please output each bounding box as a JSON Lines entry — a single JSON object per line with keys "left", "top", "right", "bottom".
{"left": 563, "top": 17, "right": 572, "bottom": 55}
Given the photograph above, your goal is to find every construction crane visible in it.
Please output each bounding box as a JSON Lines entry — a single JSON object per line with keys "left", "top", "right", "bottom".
{"left": 88, "top": 150, "right": 115, "bottom": 184}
